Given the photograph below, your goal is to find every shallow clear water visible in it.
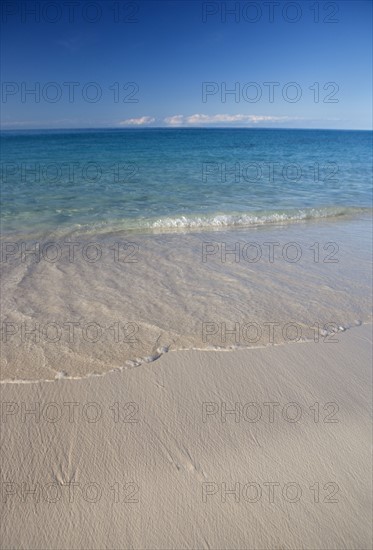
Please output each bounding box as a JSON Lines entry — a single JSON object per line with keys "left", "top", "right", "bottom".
{"left": 1, "top": 128, "right": 372, "bottom": 237}
{"left": 1, "top": 215, "right": 372, "bottom": 381}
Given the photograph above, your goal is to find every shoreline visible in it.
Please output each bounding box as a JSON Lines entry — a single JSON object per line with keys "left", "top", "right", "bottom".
{"left": 0, "top": 320, "right": 370, "bottom": 385}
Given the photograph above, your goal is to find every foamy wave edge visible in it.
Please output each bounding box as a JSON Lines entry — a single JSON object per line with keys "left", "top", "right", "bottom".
{"left": 3, "top": 207, "right": 369, "bottom": 241}
{"left": 147, "top": 207, "right": 368, "bottom": 230}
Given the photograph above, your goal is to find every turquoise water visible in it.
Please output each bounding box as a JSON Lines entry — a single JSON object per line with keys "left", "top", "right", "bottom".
{"left": 1, "top": 128, "right": 372, "bottom": 236}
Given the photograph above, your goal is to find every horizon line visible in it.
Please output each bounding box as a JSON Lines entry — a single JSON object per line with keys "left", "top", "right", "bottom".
{"left": 1, "top": 126, "right": 372, "bottom": 132}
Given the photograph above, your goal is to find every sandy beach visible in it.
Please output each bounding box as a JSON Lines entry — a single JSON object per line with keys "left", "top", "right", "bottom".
{"left": 1, "top": 322, "right": 371, "bottom": 549}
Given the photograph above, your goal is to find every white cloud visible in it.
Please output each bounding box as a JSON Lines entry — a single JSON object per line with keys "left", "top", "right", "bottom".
{"left": 119, "top": 116, "right": 155, "bottom": 126}
{"left": 163, "top": 114, "right": 302, "bottom": 126}
{"left": 163, "top": 115, "right": 185, "bottom": 126}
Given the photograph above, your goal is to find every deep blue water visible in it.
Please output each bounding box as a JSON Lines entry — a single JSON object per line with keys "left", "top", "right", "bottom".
{"left": 1, "top": 128, "right": 372, "bottom": 236}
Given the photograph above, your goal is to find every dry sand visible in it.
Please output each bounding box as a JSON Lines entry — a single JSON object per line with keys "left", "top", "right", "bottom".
{"left": 1, "top": 323, "right": 371, "bottom": 549}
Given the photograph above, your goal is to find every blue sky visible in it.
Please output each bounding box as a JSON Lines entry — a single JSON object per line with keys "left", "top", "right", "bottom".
{"left": 1, "top": 0, "right": 372, "bottom": 129}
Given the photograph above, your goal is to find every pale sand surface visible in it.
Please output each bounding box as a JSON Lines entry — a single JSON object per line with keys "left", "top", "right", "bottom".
{"left": 1, "top": 323, "right": 371, "bottom": 549}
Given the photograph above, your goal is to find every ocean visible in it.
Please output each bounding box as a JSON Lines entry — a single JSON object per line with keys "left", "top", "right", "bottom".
{"left": 1, "top": 128, "right": 372, "bottom": 237}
